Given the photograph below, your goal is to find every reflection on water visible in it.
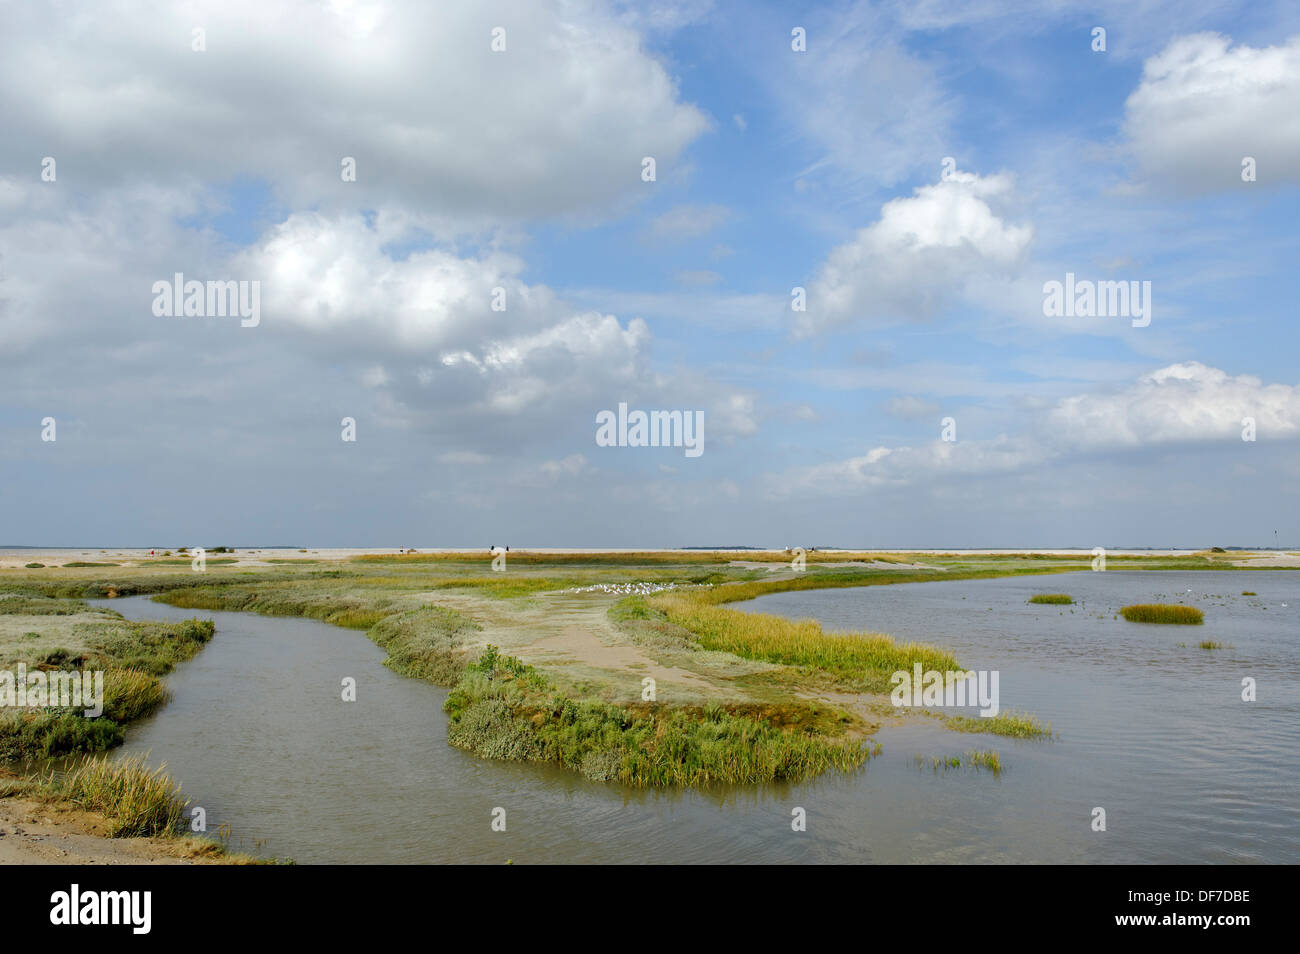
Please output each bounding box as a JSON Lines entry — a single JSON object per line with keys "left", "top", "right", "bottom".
{"left": 93, "top": 571, "right": 1298, "bottom": 863}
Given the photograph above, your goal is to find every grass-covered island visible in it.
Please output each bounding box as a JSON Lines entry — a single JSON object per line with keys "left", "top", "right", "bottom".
{"left": 1120, "top": 603, "right": 1205, "bottom": 624}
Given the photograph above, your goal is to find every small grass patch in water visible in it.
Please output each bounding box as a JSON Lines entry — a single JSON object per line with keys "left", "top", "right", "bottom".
{"left": 1028, "top": 593, "right": 1073, "bottom": 604}
{"left": 1197, "top": 640, "right": 1226, "bottom": 650}
{"left": 913, "top": 750, "right": 1002, "bottom": 775}
{"left": 1120, "top": 604, "right": 1204, "bottom": 624}
{"left": 1241, "top": 591, "right": 1256, "bottom": 596}
{"left": 915, "top": 754, "right": 963, "bottom": 771}
{"left": 945, "top": 709, "right": 1052, "bottom": 739}
{"left": 966, "top": 749, "right": 1002, "bottom": 774}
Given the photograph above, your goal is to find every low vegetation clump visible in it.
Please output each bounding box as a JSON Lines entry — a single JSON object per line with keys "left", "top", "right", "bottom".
{"left": 1120, "top": 604, "right": 1204, "bottom": 624}
{"left": 1197, "top": 640, "right": 1225, "bottom": 650}
{"left": 965, "top": 749, "right": 1002, "bottom": 774}
{"left": 0, "top": 666, "right": 177, "bottom": 761}
{"left": 1241, "top": 591, "right": 1256, "bottom": 596}
{"left": 443, "top": 645, "right": 869, "bottom": 786}
{"left": 49, "top": 753, "right": 188, "bottom": 837}
{"left": 945, "top": 710, "right": 1053, "bottom": 739}
{"left": 99, "top": 668, "right": 170, "bottom": 722}
{"left": 0, "top": 711, "right": 125, "bottom": 762}
{"left": 914, "top": 750, "right": 1002, "bottom": 775}
{"left": 24, "top": 563, "right": 44, "bottom": 569}
{"left": 1028, "top": 594, "right": 1073, "bottom": 605}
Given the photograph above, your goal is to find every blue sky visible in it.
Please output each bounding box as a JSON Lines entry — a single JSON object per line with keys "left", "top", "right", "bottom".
{"left": 1, "top": 0, "right": 1298, "bottom": 547}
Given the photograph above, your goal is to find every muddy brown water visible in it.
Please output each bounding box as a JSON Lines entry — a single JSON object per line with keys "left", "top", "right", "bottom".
{"left": 92, "top": 570, "right": 1297, "bottom": 863}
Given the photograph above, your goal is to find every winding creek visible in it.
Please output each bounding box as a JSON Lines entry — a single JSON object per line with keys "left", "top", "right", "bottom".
{"left": 92, "top": 569, "right": 1298, "bottom": 863}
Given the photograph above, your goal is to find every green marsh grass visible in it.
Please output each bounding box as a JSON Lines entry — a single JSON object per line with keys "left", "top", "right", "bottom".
{"left": 966, "top": 750, "right": 1002, "bottom": 774}
{"left": 1028, "top": 594, "right": 1073, "bottom": 605}
{"left": 945, "top": 709, "right": 1052, "bottom": 739}
{"left": 50, "top": 753, "right": 188, "bottom": 837}
{"left": 159, "top": 585, "right": 393, "bottom": 630}
{"left": 1120, "top": 604, "right": 1204, "bottom": 624}
{"left": 101, "top": 669, "right": 170, "bottom": 722}
{"left": 0, "top": 595, "right": 211, "bottom": 761}
{"left": 650, "top": 590, "right": 959, "bottom": 693}
{"left": 443, "top": 645, "right": 870, "bottom": 786}
{"left": 365, "top": 606, "right": 481, "bottom": 685}
{"left": 0, "top": 711, "right": 125, "bottom": 761}
{"left": 915, "top": 754, "right": 963, "bottom": 771}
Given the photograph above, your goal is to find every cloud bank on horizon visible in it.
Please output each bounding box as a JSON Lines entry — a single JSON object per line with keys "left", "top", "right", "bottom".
{"left": 2, "top": 0, "right": 1298, "bottom": 548}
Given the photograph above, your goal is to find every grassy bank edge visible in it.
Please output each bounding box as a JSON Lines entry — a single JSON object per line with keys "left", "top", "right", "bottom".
{"left": 0, "top": 759, "right": 283, "bottom": 864}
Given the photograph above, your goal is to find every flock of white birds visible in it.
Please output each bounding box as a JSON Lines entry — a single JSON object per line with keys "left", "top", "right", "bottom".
{"left": 563, "top": 581, "right": 714, "bottom": 595}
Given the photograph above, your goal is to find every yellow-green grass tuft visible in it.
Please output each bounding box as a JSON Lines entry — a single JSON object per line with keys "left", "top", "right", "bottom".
{"left": 945, "top": 709, "right": 1052, "bottom": 739}
{"left": 965, "top": 749, "right": 1002, "bottom": 774}
{"left": 650, "top": 592, "right": 958, "bottom": 692}
{"left": 51, "top": 753, "right": 188, "bottom": 837}
{"left": 1120, "top": 604, "right": 1204, "bottom": 624}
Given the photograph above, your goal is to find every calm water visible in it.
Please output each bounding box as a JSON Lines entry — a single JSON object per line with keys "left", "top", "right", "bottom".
{"left": 93, "top": 571, "right": 1298, "bottom": 863}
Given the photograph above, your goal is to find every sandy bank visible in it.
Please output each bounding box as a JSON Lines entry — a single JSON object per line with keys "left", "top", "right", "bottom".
{"left": 0, "top": 791, "right": 219, "bottom": 865}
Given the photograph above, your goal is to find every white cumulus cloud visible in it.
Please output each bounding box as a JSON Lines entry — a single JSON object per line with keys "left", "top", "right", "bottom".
{"left": 800, "top": 171, "right": 1032, "bottom": 335}
{"left": 1123, "top": 33, "right": 1300, "bottom": 193}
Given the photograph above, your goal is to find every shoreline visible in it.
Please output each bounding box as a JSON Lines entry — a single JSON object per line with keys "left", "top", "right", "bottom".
{"left": 0, "top": 776, "right": 247, "bottom": 865}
